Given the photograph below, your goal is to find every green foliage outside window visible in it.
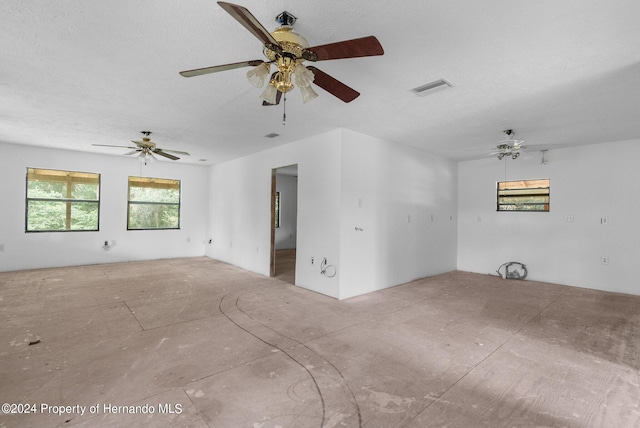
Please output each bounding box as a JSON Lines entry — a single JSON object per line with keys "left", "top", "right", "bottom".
{"left": 26, "top": 168, "right": 100, "bottom": 232}
{"left": 274, "top": 192, "right": 280, "bottom": 228}
{"left": 128, "top": 177, "right": 180, "bottom": 229}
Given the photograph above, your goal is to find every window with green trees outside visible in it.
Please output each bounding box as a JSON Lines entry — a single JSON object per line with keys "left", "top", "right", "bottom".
{"left": 26, "top": 168, "right": 100, "bottom": 232}
{"left": 128, "top": 176, "right": 180, "bottom": 230}
{"left": 497, "top": 179, "right": 550, "bottom": 211}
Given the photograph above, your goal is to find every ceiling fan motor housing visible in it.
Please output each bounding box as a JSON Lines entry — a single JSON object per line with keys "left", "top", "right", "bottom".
{"left": 264, "top": 26, "right": 309, "bottom": 60}
{"left": 263, "top": 26, "right": 310, "bottom": 93}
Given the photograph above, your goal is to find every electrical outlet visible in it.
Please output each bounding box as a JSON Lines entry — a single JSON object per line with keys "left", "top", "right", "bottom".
{"left": 111, "top": 240, "right": 116, "bottom": 246}
{"left": 601, "top": 217, "right": 608, "bottom": 225}
{"left": 565, "top": 215, "right": 574, "bottom": 222}
{"left": 311, "top": 257, "right": 315, "bottom": 265}
{"left": 601, "top": 257, "right": 609, "bottom": 265}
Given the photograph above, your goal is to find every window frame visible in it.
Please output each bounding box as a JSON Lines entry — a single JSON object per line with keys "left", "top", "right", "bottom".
{"left": 497, "top": 178, "right": 550, "bottom": 212}
{"left": 127, "top": 176, "right": 181, "bottom": 230}
{"left": 25, "top": 167, "right": 101, "bottom": 233}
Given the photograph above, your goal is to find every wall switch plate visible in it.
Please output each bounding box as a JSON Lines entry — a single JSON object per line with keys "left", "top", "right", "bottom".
{"left": 0, "top": 244, "right": 4, "bottom": 252}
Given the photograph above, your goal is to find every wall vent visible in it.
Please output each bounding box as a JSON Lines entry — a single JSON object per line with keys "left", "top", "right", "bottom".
{"left": 265, "top": 133, "right": 280, "bottom": 138}
{"left": 411, "top": 79, "right": 452, "bottom": 96}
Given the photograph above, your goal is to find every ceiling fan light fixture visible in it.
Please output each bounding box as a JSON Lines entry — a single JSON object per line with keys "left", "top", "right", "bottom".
{"left": 246, "top": 62, "right": 270, "bottom": 88}
{"left": 294, "top": 63, "right": 314, "bottom": 88}
{"left": 299, "top": 84, "right": 318, "bottom": 103}
{"left": 138, "top": 149, "right": 156, "bottom": 165}
{"left": 260, "top": 83, "right": 279, "bottom": 104}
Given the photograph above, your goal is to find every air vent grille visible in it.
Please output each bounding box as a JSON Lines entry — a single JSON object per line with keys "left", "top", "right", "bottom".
{"left": 411, "top": 79, "right": 452, "bottom": 96}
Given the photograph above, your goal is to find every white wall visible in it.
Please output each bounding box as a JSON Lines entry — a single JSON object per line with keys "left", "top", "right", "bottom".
{"left": 274, "top": 173, "right": 298, "bottom": 250}
{"left": 338, "top": 130, "right": 458, "bottom": 299}
{"left": 457, "top": 139, "right": 640, "bottom": 295}
{"left": 207, "top": 130, "right": 342, "bottom": 298}
{"left": 207, "top": 128, "right": 459, "bottom": 300}
{"left": 0, "top": 143, "right": 209, "bottom": 272}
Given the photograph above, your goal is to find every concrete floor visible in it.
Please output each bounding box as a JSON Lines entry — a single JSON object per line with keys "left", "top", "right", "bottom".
{"left": 1, "top": 257, "right": 639, "bottom": 428}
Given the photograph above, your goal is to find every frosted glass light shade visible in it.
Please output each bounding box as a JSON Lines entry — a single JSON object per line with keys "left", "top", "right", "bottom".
{"left": 138, "top": 151, "right": 155, "bottom": 164}
{"left": 294, "top": 64, "right": 314, "bottom": 88}
{"left": 246, "top": 63, "right": 270, "bottom": 88}
{"left": 260, "top": 84, "right": 279, "bottom": 104}
{"left": 299, "top": 85, "right": 318, "bottom": 103}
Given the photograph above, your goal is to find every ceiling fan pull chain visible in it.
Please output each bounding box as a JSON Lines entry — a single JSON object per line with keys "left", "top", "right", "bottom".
{"left": 282, "top": 94, "right": 287, "bottom": 126}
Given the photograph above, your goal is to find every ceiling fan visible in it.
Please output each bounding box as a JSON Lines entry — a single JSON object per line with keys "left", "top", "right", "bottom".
{"left": 492, "top": 129, "right": 526, "bottom": 160}
{"left": 179, "top": 2, "right": 384, "bottom": 105}
{"left": 92, "top": 131, "right": 190, "bottom": 165}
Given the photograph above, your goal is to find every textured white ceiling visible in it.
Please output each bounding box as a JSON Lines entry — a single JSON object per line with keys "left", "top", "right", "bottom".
{"left": 2, "top": 0, "right": 639, "bottom": 165}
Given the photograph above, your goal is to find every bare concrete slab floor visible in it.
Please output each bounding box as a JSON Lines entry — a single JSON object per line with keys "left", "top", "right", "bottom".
{"left": 274, "top": 249, "right": 296, "bottom": 285}
{"left": 1, "top": 258, "right": 639, "bottom": 427}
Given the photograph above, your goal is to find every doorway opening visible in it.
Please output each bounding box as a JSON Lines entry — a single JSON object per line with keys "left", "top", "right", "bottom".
{"left": 270, "top": 164, "right": 298, "bottom": 284}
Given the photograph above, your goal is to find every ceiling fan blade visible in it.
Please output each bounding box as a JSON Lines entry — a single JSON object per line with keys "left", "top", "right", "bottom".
{"left": 217, "top": 2, "right": 280, "bottom": 49}
{"left": 92, "top": 144, "right": 137, "bottom": 149}
{"left": 153, "top": 149, "right": 180, "bottom": 161}
{"left": 304, "top": 36, "right": 384, "bottom": 62}
{"left": 160, "top": 149, "right": 190, "bottom": 155}
{"left": 307, "top": 66, "right": 360, "bottom": 103}
{"left": 180, "top": 60, "right": 264, "bottom": 77}
{"left": 124, "top": 150, "right": 140, "bottom": 156}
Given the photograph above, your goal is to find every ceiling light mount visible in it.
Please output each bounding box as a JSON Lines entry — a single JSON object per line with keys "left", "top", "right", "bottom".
{"left": 276, "top": 11, "right": 297, "bottom": 26}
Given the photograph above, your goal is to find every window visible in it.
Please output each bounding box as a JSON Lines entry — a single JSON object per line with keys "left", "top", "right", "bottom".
{"left": 128, "top": 176, "right": 180, "bottom": 230}
{"left": 497, "top": 179, "right": 550, "bottom": 211}
{"left": 26, "top": 168, "right": 100, "bottom": 232}
{"left": 274, "top": 192, "right": 280, "bottom": 228}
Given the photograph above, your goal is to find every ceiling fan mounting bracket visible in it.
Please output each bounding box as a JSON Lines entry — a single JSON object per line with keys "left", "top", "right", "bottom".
{"left": 276, "top": 11, "right": 297, "bottom": 26}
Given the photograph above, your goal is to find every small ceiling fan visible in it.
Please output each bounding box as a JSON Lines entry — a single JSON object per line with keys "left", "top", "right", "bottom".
{"left": 92, "top": 131, "right": 190, "bottom": 164}
{"left": 179, "top": 2, "right": 384, "bottom": 105}
{"left": 493, "top": 129, "right": 526, "bottom": 159}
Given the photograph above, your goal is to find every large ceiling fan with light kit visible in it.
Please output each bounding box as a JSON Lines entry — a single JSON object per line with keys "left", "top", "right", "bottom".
{"left": 179, "top": 1, "right": 384, "bottom": 106}
{"left": 92, "top": 131, "right": 190, "bottom": 165}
